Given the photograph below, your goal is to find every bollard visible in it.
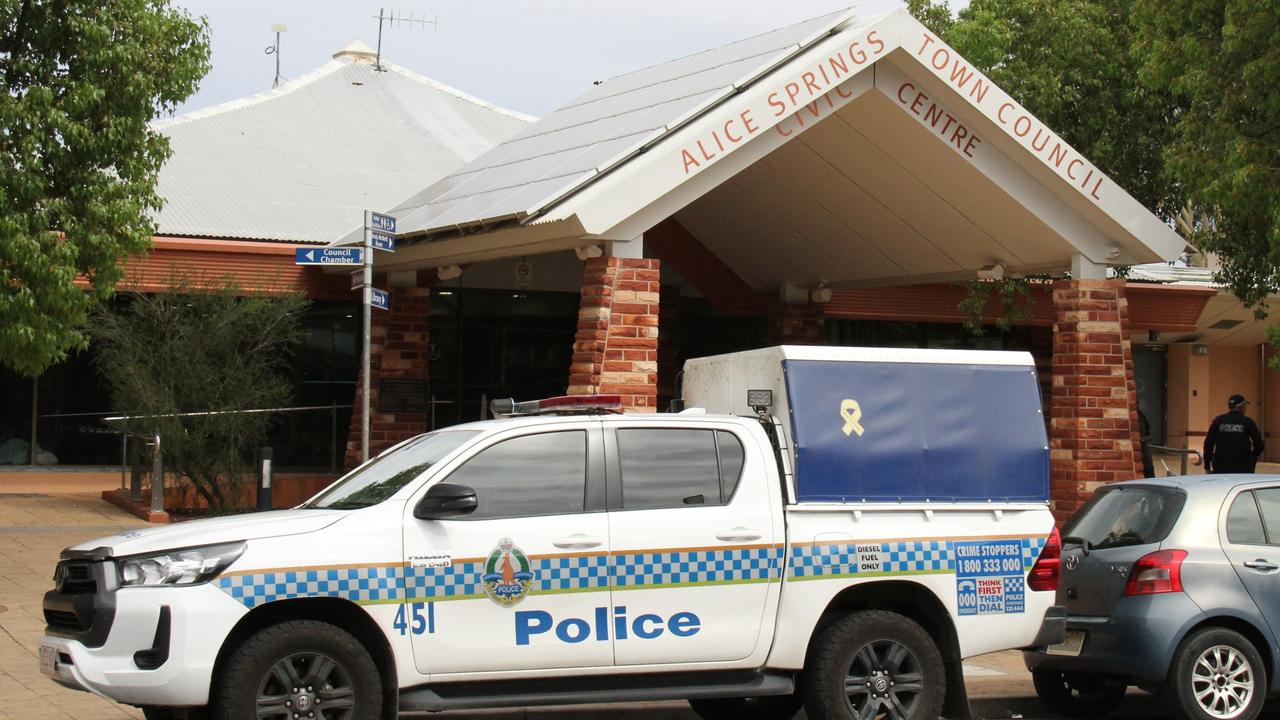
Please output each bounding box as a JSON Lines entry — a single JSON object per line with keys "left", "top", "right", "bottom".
{"left": 150, "top": 433, "right": 163, "bottom": 515}
{"left": 130, "top": 442, "right": 143, "bottom": 502}
{"left": 257, "top": 447, "right": 274, "bottom": 511}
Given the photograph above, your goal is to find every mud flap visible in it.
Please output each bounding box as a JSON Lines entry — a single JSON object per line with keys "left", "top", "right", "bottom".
{"left": 941, "top": 658, "right": 972, "bottom": 720}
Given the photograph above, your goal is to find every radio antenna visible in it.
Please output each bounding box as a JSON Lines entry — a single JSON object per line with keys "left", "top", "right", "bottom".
{"left": 265, "top": 23, "right": 287, "bottom": 88}
{"left": 372, "top": 9, "right": 439, "bottom": 71}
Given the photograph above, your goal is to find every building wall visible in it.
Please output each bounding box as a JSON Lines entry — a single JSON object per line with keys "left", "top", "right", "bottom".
{"left": 1166, "top": 343, "right": 1272, "bottom": 459}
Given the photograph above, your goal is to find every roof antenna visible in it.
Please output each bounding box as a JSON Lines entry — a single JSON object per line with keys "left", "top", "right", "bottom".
{"left": 372, "top": 8, "right": 439, "bottom": 72}
{"left": 265, "top": 23, "right": 287, "bottom": 88}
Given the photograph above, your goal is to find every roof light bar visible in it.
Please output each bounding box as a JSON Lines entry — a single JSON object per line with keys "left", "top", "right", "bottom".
{"left": 490, "top": 395, "right": 624, "bottom": 418}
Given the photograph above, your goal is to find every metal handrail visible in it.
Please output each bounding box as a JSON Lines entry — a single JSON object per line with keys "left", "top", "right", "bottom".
{"left": 1147, "top": 444, "right": 1204, "bottom": 477}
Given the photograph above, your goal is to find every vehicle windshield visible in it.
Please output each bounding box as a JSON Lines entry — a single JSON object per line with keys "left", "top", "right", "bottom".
{"left": 1062, "top": 485, "right": 1185, "bottom": 551}
{"left": 305, "top": 431, "right": 480, "bottom": 509}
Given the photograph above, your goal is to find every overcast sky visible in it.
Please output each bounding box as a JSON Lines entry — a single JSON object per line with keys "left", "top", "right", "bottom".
{"left": 171, "top": 0, "right": 968, "bottom": 119}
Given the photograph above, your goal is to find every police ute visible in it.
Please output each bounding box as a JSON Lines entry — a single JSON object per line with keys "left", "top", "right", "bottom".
{"left": 40, "top": 346, "right": 1065, "bottom": 720}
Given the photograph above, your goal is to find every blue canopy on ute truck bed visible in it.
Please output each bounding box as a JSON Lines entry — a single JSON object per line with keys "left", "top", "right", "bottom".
{"left": 681, "top": 346, "right": 1050, "bottom": 504}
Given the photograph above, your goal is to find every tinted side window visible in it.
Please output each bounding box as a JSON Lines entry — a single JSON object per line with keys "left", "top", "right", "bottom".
{"left": 444, "top": 431, "right": 587, "bottom": 520}
{"left": 619, "top": 429, "right": 722, "bottom": 510}
{"left": 1227, "top": 492, "right": 1267, "bottom": 545}
{"left": 717, "top": 430, "right": 746, "bottom": 501}
{"left": 1254, "top": 488, "right": 1280, "bottom": 544}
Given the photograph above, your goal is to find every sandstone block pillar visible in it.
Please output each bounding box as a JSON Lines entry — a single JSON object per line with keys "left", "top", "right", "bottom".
{"left": 1048, "top": 278, "right": 1143, "bottom": 522}
{"left": 568, "top": 256, "right": 660, "bottom": 412}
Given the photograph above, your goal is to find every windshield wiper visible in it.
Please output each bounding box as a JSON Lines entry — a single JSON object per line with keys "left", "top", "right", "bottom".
{"left": 1061, "top": 535, "right": 1092, "bottom": 555}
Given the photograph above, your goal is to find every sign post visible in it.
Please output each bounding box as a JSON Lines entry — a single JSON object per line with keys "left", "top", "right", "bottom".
{"left": 358, "top": 211, "right": 396, "bottom": 464}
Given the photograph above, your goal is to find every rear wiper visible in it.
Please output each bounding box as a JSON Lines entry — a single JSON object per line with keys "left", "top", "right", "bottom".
{"left": 1061, "top": 535, "right": 1092, "bottom": 555}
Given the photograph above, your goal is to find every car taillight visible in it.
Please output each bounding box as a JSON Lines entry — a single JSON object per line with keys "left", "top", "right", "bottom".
{"left": 1027, "top": 527, "right": 1061, "bottom": 592}
{"left": 1123, "top": 549, "right": 1187, "bottom": 596}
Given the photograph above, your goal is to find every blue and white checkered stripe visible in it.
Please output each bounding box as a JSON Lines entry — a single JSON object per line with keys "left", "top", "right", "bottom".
{"left": 217, "top": 566, "right": 401, "bottom": 609}
{"left": 611, "top": 546, "right": 782, "bottom": 589}
{"left": 538, "top": 554, "right": 611, "bottom": 593}
{"left": 789, "top": 536, "right": 1049, "bottom": 581}
{"left": 883, "top": 540, "right": 951, "bottom": 573}
{"left": 1022, "top": 536, "right": 1047, "bottom": 570}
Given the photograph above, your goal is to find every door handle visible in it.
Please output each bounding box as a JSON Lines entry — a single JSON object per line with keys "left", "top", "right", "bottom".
{"left": 1244, "top": 559, "right": 1279, "bottom": 572}
{"left": 715, "top": 527, "right": 763, "bottom": 542}
{"left": 553, "top": 534, "right": 603, "bottom": 550}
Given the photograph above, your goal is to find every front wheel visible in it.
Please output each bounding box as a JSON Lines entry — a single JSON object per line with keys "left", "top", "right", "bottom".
{"left": 1031, "top": 669, "right": 1125, "bottom": 717}
{"left": 802, "top": 610, "right": 946, "bottom": 720}
{"left": 1165, "top": 627, "right": 1266, "bottom": 720}
{"left": 689, "top": 694, "right": 803, "bottom": 720}
{"left": 213, "top": 619, "right": 382, "bottom": 720}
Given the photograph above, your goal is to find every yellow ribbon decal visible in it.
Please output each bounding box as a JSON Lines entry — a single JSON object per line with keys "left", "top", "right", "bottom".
{"left": 840, "top": 398, "right": 865, "bottom": 437}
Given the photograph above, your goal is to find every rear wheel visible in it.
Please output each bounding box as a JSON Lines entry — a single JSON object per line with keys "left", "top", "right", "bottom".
{"left": 802, "top": 610, "right": 945, "bottom": 720}
{"left": 212, "top": 619, "right": 382, "bottom": 720}
{"left": 1165, "top": 627, "right": 1265, "bottom": 720}
{"left": 688, "top": 694, "right": 803, "bottom": 720}
{"left": 1031, "top": 669, "right": 1125, "bottom": 717}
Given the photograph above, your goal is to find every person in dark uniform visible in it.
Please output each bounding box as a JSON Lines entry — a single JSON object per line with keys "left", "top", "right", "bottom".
{"left": 1204, "top": 394, "right": 1264, "bottom": 473}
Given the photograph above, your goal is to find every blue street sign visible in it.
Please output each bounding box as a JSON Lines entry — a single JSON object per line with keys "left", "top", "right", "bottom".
{"left": 370, "top": 287, "right": 390, "bottom": 311}
{"left": 369, "top": 212, "right": 396, "bottom": 233}
{"left": 368, "top": 229, "right": 395, "bottom": 252}
{"left": 294, "top": 247, "right": 363, "bottom": 265}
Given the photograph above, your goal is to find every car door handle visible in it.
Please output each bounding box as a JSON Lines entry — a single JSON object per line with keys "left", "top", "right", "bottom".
{"left": 715, "top": 527, "right": 763, "bottom": 542}
{"left": 553, "top": 534, "right": 603, "bottom": 550}
{"left": 1244, "top": 559, "right": 1279, "bottom": 572}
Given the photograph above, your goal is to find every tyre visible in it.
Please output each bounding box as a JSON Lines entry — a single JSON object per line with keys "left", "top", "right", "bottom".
{"left": 689, "top": 694, "right": 803, "bottom": 720}
{"left": 1164, "top": 627, "right": 1266, "bottom": 720}
{"left": 1031, "top": 669, "right": 1125, "bottom": 717}
{"left": 212, "top": 619, "right": 382, "bottom": 720}
{"left": 801, "top": 610, "right": 946, "bottom": 720}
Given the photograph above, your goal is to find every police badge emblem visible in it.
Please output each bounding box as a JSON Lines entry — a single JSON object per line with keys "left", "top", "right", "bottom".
{"left": 481, "top": 537, "right": 535, "bottom": 607}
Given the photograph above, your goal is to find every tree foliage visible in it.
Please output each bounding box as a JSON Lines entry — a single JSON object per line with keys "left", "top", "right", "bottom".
{"left": 92, "top": 279, "right": 308, "bottom": 511}
{"left": 1133, "top": 1, "right": 1280, "bottom": 313}
{"left": 0, "top": 0, "right": 210, "bottom": 377}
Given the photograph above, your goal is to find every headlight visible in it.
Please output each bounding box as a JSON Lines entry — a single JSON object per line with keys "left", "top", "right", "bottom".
{"left": 117, "top": 542, "right": 246, "bottom": 587}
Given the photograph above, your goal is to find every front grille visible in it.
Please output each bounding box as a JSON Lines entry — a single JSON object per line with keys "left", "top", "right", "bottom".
{"left": 55, "top": 561, "right": 96, "bottom": 595}
{"left": 43, "top": 608, "right": 85, "bottom": 633}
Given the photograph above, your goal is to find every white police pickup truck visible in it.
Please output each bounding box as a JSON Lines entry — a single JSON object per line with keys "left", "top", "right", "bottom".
{"left": 41, "top": 346, "right": 1064, "bottom": 720}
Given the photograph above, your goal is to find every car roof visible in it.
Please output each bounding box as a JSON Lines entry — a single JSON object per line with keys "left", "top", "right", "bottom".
{"left": 1102, "top": 474, "right": 1280, "bottom": 494}
{"left": 437, "top": 411, "right": 753, "bottom": 433}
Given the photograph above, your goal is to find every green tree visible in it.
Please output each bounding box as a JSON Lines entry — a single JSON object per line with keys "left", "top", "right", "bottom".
{"left": 92, "top": 278, "right": 309, "bottom": 511}
{"left": 0, "top": 0, "right": 210, "bottom": 377}
{"left": 1133, "top": 1, "right": 1280, "bottom": 313}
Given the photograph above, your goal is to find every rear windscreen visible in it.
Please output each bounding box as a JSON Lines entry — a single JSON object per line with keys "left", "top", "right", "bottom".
{"left": 1062, "top": 485, "right": 1186, "bottom": 550}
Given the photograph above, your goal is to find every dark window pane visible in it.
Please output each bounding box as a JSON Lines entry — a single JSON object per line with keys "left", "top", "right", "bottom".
{"left": 619, "top": 429, "right": 720, "bottom": 510}
{"left": 1254, "top": 489, "right": 1280, "bottom": 545}
{"left": 310, "top": 431, "right": 480, "bottom": 509}
{"left": 1227, "top": 492, "right": 1267, "bottom": 545}
{"left": 717, "top": 431, "right": 745, "bottom": 502}
{"left": 446, "top": 431, "right": 586, "bottom": 519}
{"left": 1062, "top": 486, "right": 1184, "bottom": 550}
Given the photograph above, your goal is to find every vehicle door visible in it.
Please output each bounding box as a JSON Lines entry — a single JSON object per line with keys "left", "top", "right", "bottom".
{"left": 1221, "top": 486, "right": 1280, "bottom": 638}
{"left": 604, "top": 421, "right": 783, "bottom": 666}
{"left": 402, "top": 422, "right": 612, "bottom": 676}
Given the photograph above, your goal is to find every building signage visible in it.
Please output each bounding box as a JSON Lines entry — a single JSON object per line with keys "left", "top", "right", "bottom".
{"left": 378, "top": 377, "right": 429, "bottom": 413}
{"left": 676, "top": 27, "right": 887, "bottom": 176}
{"left": 294, "top": 247, "right": 364, "bottom": 265}
{"left": 369, "top": 287, "right": 390, "bottom": 311}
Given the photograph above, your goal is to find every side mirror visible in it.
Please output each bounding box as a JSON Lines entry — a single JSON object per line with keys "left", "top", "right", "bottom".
{"left": 414, "top": 483, "right": 478, "bottom": 520}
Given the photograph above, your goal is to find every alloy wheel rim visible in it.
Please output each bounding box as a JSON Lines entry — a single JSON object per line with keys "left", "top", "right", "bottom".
{"left": 255, "top": 651, "right": 356, "bottom": 720}
{"left": 1191, "top": 644, "right": 1253, "bottom": 720}
{"left": 843, "top": 639, "right": 924, "bottom": 720}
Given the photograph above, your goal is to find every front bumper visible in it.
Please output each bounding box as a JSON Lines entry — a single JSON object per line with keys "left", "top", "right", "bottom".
{"left": 40, "top": 583, "right": 246, "bottom": 707}
{"left": 1023, "top": 593, "right": 1201, "bottom": 684}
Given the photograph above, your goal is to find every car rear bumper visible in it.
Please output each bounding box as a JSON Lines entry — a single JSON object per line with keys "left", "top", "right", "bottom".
{"left": 1022, "top": 593, "right": 1202, "bottom": 684}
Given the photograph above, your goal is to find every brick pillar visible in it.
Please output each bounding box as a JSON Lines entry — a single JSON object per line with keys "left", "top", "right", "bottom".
{"left": 344, "top": 281, "right": 432, "bottom": 468}
{"left": 568, "top": 256, "right": 660, "bottom": 412}
{"left": 767, "top": 303, "right": 826, "bottom": 345}
{"left": 1048, "top": 279, "right": 1143, "bottom": 522}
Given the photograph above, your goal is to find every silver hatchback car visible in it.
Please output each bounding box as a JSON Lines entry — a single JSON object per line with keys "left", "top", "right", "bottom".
{"left": 1024, "top": 476, "right": 1280, "bottom": 720}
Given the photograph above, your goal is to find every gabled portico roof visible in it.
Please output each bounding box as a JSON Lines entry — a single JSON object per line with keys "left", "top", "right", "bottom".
{"left": 372, "top": 8, "right": 1186, "bottom": 288}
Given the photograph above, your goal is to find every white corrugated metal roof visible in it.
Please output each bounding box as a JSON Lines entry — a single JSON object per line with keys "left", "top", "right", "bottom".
{"left": 1126, "top": 262, "right": 1217, "bottom": 286}
{"left": 152, "top": 48, "right": 535, "bottom": 243}
{"left": 383, "top": 8, "right": 860, "bottom": 238}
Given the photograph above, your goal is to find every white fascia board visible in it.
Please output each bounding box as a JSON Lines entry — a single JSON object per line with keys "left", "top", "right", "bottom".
{"left": 553, "top": 14, "right": 897, "bottom": 237}
{"left": 890, "top": 12, "right": 1183, "bottom": 262}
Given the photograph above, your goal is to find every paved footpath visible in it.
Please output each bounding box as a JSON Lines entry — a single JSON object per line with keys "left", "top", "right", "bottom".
{"left": 0, "top": 493, "right": 1073, "bottom": 720}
